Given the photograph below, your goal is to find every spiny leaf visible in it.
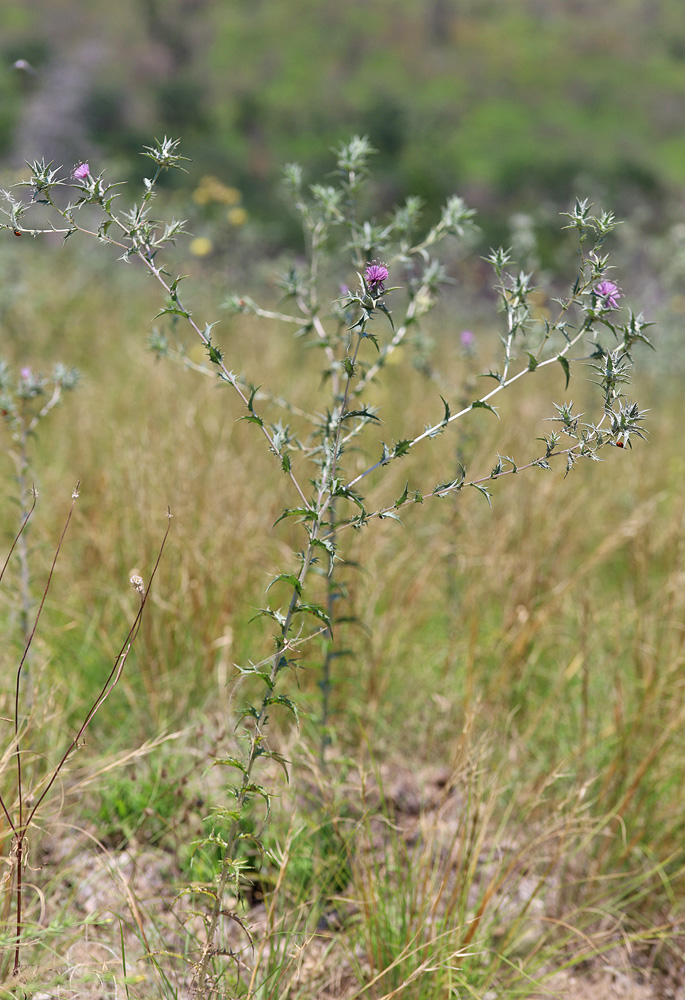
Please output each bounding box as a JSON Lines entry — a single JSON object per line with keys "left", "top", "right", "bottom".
{"left": 255, "top": 748, "right": 290, "bottom": 783}
{"left": 250, "top": 607, "right": 287, "bottom": 628}
{"left": 238, "top": 704, "right": 261, "bottom": 720}
{"left": 471, "top": 399, "right": 499, "bottom": 418}
{"left": 342, "top": 356, "right": 356, "bottom": 378}
{"left": 266, "top": 573, "right": 302, "bottom": 596}
{"left": 392, "top": 439, "right": 412, "bottom": 459}
{"left": 292, "top": 603, "right": 332, "bottom": 628}
{"left": 241, "top": 783, "right": 271, "bottom": 815}
{"left": 154, "top": 305, "right": 190, "bottom": 320}
{"left": 273, "top": 506, "right": 317, "bottom": 526}
{"left": 214, "top": 756, "right": 249, "bottom": 776}
{"left": 440, "top": 395, "right": 451, "bottom": 425}
{"left": 311, "top": 536, "right": 336, "bottom": 558}
{"left": 471, "top": 482, "right": 493, "bottom": 508}
{"left": 264, "top": 695, "right": 300, "bottom": 724}
{"left": 395, "top": 482, "right": 409, "bottom": 507}
{"left": 234, "top": 663, "right": 273, "bottom": 686}
{"left": 341, "top": 407, "right": 380, "bottom": 423}
{"left": 557, "top": 354, "right": 571, "bottom": 389}
{"left": 332, "top": 484, "right": 366, "bottom": 514}
{"left": 377, "top": 302, "right": 394, "bottom": 330}
{"left": 242, "top": 412, "right": 264, "bottom": 426}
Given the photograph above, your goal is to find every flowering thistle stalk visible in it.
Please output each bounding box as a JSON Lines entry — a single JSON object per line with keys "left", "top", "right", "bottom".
{"left": 1, "top": 139, "right": 652, "bottom": 995}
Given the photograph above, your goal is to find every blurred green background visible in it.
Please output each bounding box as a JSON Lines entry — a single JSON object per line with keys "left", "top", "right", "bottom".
{"left": 3, "top": 0, "right": 685, "bottom": 244}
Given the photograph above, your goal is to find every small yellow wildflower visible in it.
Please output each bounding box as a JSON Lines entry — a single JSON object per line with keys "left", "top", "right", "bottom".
{"left": 190, "top": 236, "right": 213, "bottom": 257}
{"left": 227, "top": 207, "right": 248, "bottom": 227}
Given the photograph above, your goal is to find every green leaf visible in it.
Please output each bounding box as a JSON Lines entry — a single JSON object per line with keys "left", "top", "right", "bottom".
{"left": 273, "top": 506, "right": 317, "bottom": 526}
{"left": 332, "top": 484, "right": 366, "bottom": 514}
{"left": 525, "top": 352, "right": 539, "bottom": 371}
{"left": 471, "top": 400, "right": 499, "bottom": 418}
{"left": 432, "top": 475, "right": 463, "bottom": 495}
{"left": 342, "top": 356, "right": 356, "bottom": 378}
{"left": 264, "top": 695, "right": 300, "bottom": 725}
{"left": 471, "top": 482, "right": 493, "bottom": 508}
{"left": 311, "top": 536, "right": 336, "bottom": 558}
{"left": 440, "top": 395, "right": 451, "bottom": 426}
{"left": 154, "top": 305, "right": 190, "bottom": 320}
{"left": 377, "top": 302, "right": 394, "bottom": 330}
{"left": 292, "top": 603, "right": 332, "bottom": 628}
{"left": 238, "top": 704, "right": 261, "bottom": 720}
{"left": 392, "top": 439, "right": 412, "bottom": 459}
{"left": 250, "top": 607, "right": 287, "bottom": 628}
{"left": 242, "top": 783, "right": 271, "bottom": 814}
{"left": 557, "top": 355, "right": 571, "bottom": 389}
{"left": 266, "top": 573, "right": 302, "bottom": 596}
{"left": 479, "top": 370, "right": 504, "bottom": 384}
{"left": 255, "top": 748, "right": 290, "bottom": 783}
{"left": 341, "top": 407, "right": 380, "bottom": 424}
{"left": 214, "top": 756, "right": 249, "bottom": 776}
{"left": 395, "top": 482, "right": 409, "bottom": 507}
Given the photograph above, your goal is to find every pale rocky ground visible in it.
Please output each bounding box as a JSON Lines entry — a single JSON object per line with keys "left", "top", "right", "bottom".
{"left": 20, "top": 759, "right": 682, "bottom": 1000}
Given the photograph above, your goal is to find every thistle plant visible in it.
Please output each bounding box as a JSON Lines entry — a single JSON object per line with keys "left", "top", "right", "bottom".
{"left": 0, "top": 137, "right": 652, "bottom": 996}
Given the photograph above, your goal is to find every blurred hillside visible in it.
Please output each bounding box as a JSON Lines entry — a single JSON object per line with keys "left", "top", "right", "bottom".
{"left": 2, "top": 0, "right": 685, "bottom": 243}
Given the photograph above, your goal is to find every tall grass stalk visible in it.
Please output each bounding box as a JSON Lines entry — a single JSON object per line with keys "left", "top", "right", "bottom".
{"left": 0, "top": 492, "right": 170, "bottom": 983}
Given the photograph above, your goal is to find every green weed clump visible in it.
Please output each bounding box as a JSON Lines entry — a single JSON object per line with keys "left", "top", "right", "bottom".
{"left": 0, "top": 137, "right": 679, "bottom": 999}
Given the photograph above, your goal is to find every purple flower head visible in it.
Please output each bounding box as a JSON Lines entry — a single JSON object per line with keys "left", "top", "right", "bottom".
{"left": 459, "top": 329, "right": 475, "bottom": 348}
{"left": 594, "top": 279, "right": 622, "bottom": 311}
{"left": 72, "top": 162, "right": 90, "bottom": 181}
{"left": 365, "top": 261, "right": 389, "bottom": 295}
{"left": 20, "top": 367, "right": 32, "bottom": 381}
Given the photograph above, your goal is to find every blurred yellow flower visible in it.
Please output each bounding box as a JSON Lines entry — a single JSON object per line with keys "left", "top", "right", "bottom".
{"left": 221, "top": 186, "right": 242, "bottom": 206}
{"left": 190, "top": 236, "right": 213, "bottom": 257}
{"left": 227, "top": 207, "right": 248, "bottom": 227}
{"left": 192, "top": 187, "right": 211, "bottom": 206}
{"left": 192, "top": 176, "right": 242, "bottom": 206}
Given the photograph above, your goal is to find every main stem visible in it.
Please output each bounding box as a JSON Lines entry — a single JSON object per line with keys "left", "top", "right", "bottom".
{"left": 194, "top": 323, "right": 364, "bottom": 992}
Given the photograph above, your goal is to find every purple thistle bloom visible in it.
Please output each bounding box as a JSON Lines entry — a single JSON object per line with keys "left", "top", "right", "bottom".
{"left": 365, "top": 261, "right": 389, "bottom": 294}
{"left": 595, "top": 279, "right": 622, "bottom": 311}
{"left": 459, "top": 329, "right": 475, "bottom": 348}
{"left": 20, "top": 367, "right": 32, "bottom": 380}
{"left": 72, "top": 162, "right": 90, "bottom": 181}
